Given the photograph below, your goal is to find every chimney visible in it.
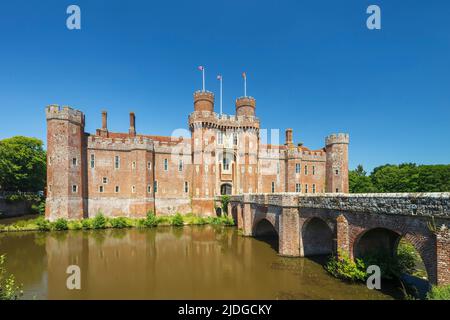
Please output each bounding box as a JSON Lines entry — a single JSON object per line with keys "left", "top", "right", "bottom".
{"left": 101, "top": 111, "right": 108, "bottom": 130}
{"left": 285, "top": 128, "right": 293, "bottom": 146}
{"left": 129, "top": 112, "right": 136, "bottom": 136}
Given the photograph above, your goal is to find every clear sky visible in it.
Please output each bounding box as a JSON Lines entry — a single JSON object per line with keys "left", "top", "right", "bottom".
{"left": 0, "top": 0, "right": 449, "bottom": 172}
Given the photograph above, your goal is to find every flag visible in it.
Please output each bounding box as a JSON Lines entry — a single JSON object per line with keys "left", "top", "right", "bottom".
{"left": 198, "top": 66, "right": 204, "bottom": 71}
{"left": 242, "top": 72, "right": 246, "bottom": 79}
{"left": 217, "top": 75, "right": 222, "bottom": 80}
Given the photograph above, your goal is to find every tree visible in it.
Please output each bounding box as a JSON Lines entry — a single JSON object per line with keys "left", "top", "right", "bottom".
{"left": 0, "top": 136, "right": 46, "bottom": 192}
{"left": 349, "top": 165, "right": 376, "bottom": 193}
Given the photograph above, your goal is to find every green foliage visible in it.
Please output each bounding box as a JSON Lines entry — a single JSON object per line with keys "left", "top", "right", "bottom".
{"left": 53, "top": 218, "right": 68, "bottom": 231}
{"left": 0, "top": 136, "right": 46, "bottom": 192}
{"left": 397, "top": 239, "right": 421, "bottom": 277}
{"left": 92, "top": 213, "right": 107, "bottom": 229}
{"left": 68, "top": 220, "right": 83, "bottom": 230}
{"left": 325, "top": 250, "right": 367, "bottom": 282}
{"left": 171, "top": 213, "right": 184, "bottom": 227}
{"left": 221, "top": 195, "right": 230, "bottom": 215}
{"left": 349, "top": 165, "right": 376, "bottom": 193}
{"left": 427, "top": 285, "right": 450, "bottom": 300}
{"left": 143, "top": 212, "right": 158, "bottom": 227}
{"left": 110, "top": 217, "right": 131, "bottom": 228}
{"left": 35, "top": 216, "right": 51, "bottom": 231}
{"left": 0, "top": 255, "right": 22, "bottom": 300}
{"left": 81, "top": 219, "right": 92, "bottom": 230}
{"left": 350, "top": 163, "right": 450, "bottom": 193}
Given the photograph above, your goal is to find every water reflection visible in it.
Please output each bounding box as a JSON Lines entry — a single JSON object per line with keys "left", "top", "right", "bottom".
{"left": 0, "top": 226, "right": 396, "bottom": 300}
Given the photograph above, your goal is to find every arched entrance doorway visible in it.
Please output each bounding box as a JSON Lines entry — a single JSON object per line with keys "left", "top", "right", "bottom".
{"left": 220, "top": 183, "right": 232, "bottom": 195}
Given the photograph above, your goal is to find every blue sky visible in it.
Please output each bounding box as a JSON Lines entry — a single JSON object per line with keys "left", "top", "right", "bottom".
{"left": 0, "top": 0, "right": 449, "bottom": 172}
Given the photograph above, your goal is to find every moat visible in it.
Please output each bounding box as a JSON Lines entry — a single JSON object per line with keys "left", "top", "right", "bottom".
{"left": 0, "top": 225, "right": 401, "bottom": 300}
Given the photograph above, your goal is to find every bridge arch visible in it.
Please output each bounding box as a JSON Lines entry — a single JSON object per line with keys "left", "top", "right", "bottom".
{"left": 253, "top": 218, "right": 278, "bottom": 237}
{"left": 353, "top": 227, "right": 431, "bottom": 283}
{"left": 301, "top": 217, "right": 334, "bottom": 256}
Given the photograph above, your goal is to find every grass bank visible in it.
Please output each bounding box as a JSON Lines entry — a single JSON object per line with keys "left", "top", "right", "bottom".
{"left": 0, "top": 212, "right": 234, "bottom": 233}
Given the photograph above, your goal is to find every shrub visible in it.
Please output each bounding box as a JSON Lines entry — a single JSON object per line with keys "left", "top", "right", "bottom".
{"left": 110, "top": 217, "right": 131, "bottom": 228}
{"left": 221, "top": 195, "right": 230, "bottom": 215}
{"left": 81, "top": 219, "right": 92, "bottom": 230}
{"left": 92, "top": 213, "right": 107, "bottom": 229}
{"left": 171, "top": 213, "right": 184, "bottom": 227}
{"left": 68, "top": 220, "right": 83, "bottom": 230}
{"left": 325, "top": 250, "right": 367, "bottom": 282}
{"left": 144, "top": 212, "right": 158, "bottom": 227}
{"left": 427, "top": 285, "right": 450, "bottom": 300}
{"left": 53, "top": 218, "right": 68, "bottom": 231}
{"left": 35, "top": 217, "right": 51, "bottom": 231}
{"left": 0, "top": 255, "right": 23, "bottom": 300}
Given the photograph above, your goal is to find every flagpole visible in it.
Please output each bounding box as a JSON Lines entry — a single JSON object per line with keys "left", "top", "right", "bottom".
{"left": 202, "top": 68, "right": 205, "bottom": 92}
{"left": 220, "top": 77, "right": 223, "bottom": 115}
{"left": 244, "top": 75, "right": 247, "bottom": 97}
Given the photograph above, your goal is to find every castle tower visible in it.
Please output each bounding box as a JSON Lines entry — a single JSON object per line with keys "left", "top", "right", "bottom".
{"left": 235, "top": 96, "right": 256, "bottom": 117}
{"left": 235, "top": 97, "right": 258, "bottom": 194}
{"left": 325, "top": 133, "right": 349, "bottom": 193}
{"left": 45, "top": 105, "right": 86, "bottom": 221}
{"left": 189, "top": 91, "right": 217, "bottom": 215}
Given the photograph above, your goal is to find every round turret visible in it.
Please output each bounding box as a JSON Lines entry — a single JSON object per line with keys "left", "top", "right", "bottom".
{"left": 194, "top": 90, "right": 215, "bottom": 112}
{"left": 235, "top": 96, "right": 256, "bottom": 117}
{"left": 325, "top": 133, "right": 349, "bottom": 147}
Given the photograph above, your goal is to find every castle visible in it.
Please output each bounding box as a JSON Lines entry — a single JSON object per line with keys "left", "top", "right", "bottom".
{"left": 45, "top": 90, "right": 349, "bottom": 221}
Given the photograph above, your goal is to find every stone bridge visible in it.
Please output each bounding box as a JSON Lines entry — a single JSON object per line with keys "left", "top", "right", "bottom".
{"left": 223, "top": 193, "right": 450, "bottom": 285}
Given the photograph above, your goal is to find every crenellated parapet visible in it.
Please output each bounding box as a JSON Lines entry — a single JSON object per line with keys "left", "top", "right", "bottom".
{"left": 87, "top": 135, "right": 154, "bottom": 151}
{"left": 188, "top": 111, "right": 260, "bottom": 131}
{"left": 325, "top": 133, "right": 349, "bottom": 146}
{"left": 46, "top": 105, "right": 85, "bottom": 126}
{"left": 235, "top": 96, "right": 256, "bottom": 117}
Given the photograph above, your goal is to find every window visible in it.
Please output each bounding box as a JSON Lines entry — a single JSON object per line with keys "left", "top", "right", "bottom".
{"left": 114, "top": 156, "right": 120, "bottom": 169}
{"left": 295, "top": 163, "right": 300, "bottom": 173}
{"left": 233, "top": 133, "right": 238, "bottom": 145}
{"left": 335, "top": 169, "right": 339, "bottom": 175}
{"left": 184, "top": 181, "right": 189, "bottom": 193}
{"left": 164, "top": 159, "right": 168, "bottom": 171}
{"left": 217, "top": 131, "right": 223, "bottom": 145}
{"left": 154, "top": 181, "right": 158, "bottom": 193}
{"left": 304, "top": 165, "right": 308, "bottom": 175}
{"left": 248, "top": 166, "right": 252, "bottom": 174}
{"left": 147, "top": 161, "right": 152, "bottom": 170}
{"left": 223, "top": 156, "right": 230, "bottom": 171}
{"left": 336, "top": 188, "right": 339, "bottom": 193}
{"left": 178, "top": 159, "right": 183, "bottom": 172}
{"left": 102, "top": 177, "right": 108, "bottom": 184}
{"left": 72, "top": 185, "right": 78, "bottom": 193}
{"left": 72, "top": 158, "right": 77, "bottom": 166}
{"left": 99, "top": 186, "right": 104, "bottom": 193}
{"left": 312, "top": 166, "right": 316, "bottom": 175}
{"left": 90, "top": 154, "right": 95, "bottom": 168}
{"left": 305, "top": 184, "right": 308, "bottom": 193}
{"left": 115, "top": 186, "right": 120, "bottom": 193}
{"left": 147, "top": 185, "right": 151, "bottom": 193}
{"left": 295, "top": 183, "right": 301, "bottom": 193}
{"left": 271, "top": 181, "right": 275, "bottom": 193}
{"left": 276, "top": 162, "right": 280, "bottom": 174}
{"left": 312, "top": 184, "right": 316, "bottom": 194}
{"left": 132, "top": 186, "right": 136, "bottom": 193}
{"left": 132, "top": 161, "right": 136, "bottom": 169}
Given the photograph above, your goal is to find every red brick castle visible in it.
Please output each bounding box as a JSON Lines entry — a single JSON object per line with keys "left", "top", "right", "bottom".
{"left": 45, "top": 89, "right": 349, "bottom": 220}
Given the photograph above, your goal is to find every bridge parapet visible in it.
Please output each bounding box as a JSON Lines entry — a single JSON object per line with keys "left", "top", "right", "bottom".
{"left": 298, "top": 193, "right": 450, "bottom": 218}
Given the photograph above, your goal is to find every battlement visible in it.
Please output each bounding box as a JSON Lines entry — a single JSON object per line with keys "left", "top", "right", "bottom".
{"left": 46, "top": 105, "right": 84, "bottom": 125}
{"left": 325, "top": 133, "right": 349, "bottom": 146}
{"left": 194, "top": 90, "right": 215, "bottom": 112}
{"left": 87, "top": 135, "right": 154, "bottom": 151}
{"left": 188, "top": 111, "right": 260, "bottom": 130}
{"left": 235, "top": 96, "right": 256, "bottom": 117}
